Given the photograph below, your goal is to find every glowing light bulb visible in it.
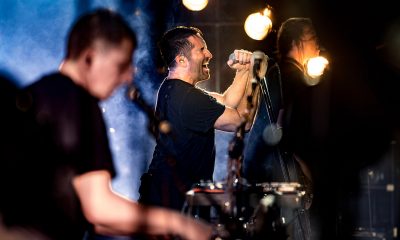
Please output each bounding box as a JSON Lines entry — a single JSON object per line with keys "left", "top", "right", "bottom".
{"left": 304, "top": 56, "right": 329, "bottom": 86}
{"left": 307, "top": 56, "right": 329, "bottom": 78}
{"left": 244, "top": 10, "right": 272, "bottom": 40}
{"left": 182, "top": 0, "right": 208, "bottom": 11}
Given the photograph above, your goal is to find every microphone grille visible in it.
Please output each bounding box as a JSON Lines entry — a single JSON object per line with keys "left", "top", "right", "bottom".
{"left": 228, "top": 52, "right": 237, "bottom": 63}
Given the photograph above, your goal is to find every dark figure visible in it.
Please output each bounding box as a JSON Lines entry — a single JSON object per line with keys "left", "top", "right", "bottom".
{"left": 243, "top": 18, "right": 327, "bottom": 240}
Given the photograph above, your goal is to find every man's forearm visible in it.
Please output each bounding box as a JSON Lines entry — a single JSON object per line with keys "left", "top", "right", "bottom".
{"left": 221, "top": 69, "right": 250, "bottom": 108}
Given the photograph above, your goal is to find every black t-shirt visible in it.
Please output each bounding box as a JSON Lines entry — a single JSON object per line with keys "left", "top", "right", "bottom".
{"left": 0, "top": 73, "right": 115, "bottom": 240}
{"left": 145, "top": 79, "right": 224, "bottom": 209}
{"left": 279, "top": 58, "right": 316, "bottom": 162}
{"left": 244, "top": 57, "right": 319, "bottom": 181}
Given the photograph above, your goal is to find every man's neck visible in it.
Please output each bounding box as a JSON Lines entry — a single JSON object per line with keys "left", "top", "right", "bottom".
{"left": 58, "top": 59, "right": 87, "bottom": 88}
{"left": 167, "top": 70, "right": 196, "bottom": 85}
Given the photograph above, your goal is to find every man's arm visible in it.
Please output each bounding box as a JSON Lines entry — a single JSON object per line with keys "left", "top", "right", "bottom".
{"left": 208, "top": 50, "right": 251, "bottom": 109}
{"left": 206, "top": 50, "right": 250, "bottom": 132}
{"left": 72, "top": 170, "right": 212, "bottom": 240}
{"left": 210, "top": 50, "right": 265, "bottom": 132}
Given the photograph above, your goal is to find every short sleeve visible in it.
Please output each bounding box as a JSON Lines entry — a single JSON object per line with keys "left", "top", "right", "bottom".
{"left": 179, "top": 88, "right": 225, "bottom": 132}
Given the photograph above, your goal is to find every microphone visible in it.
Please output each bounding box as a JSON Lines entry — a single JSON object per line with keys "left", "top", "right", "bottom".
{"left": 252, "top": 51, "right": 265, "bottom": 68}
{"left": 228, "top": 51, "right": 268, "bottom": 81}
{"left": 228, "top": 52, "right": 238, "bottom": 64}
{"left": 127, "top": 85, "right": 171, "bottom": 135}
{"left": 228, "top": 51, "right": 268, "bottom": 64}
{"left": 252, "top": 51, "right": 268, "bottom": 81}
{"left": 228, "top": 52, "right": 253, "bottom": 64}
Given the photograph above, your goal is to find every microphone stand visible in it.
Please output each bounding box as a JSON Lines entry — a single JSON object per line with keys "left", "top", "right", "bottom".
{"left": 258, "top": 60, "right": 311, "bottom": 240}
{"left": 223, "top": 63, "right": 262, "bottom": 238}
{"left": 225, "top": 117, "right": 246, "bottom": 216}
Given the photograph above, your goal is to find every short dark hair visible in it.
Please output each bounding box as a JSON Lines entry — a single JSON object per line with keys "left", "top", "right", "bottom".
{"left": 66, "top": 8, "right": 137, "bottom": 60}
{"left": 158, "top": 26, "right": 203, "bottom": 69}
{"left": 277, "top": 18, "right": 314, "bottom": 60}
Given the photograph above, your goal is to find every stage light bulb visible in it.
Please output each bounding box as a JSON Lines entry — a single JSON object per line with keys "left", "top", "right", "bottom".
{"left": 304, "top": 56, "right": 329, "bottom": 86}
{"left": 182, "top": 0, "right": 208, "bottom": 11}
{"left": 306, "top": 56, "right": 329, "bottom": 78}
{"left": 244, "top": 11, "right": 272, "bottom": 40}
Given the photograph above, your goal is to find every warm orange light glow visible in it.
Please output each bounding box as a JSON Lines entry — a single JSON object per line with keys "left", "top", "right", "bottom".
{"left": 182, "top": 0, "right": 208, "bottom": 11}
{"left": 307, "top": 56, "right": 329, "bottom": 78}
{"left": 304, "top": 56, "right": 329, "bottom": 86}
{"left": 244, "top": 10, "right": 272, "bottom": 40}
{"left": 263, "top": 8, "right": 272, "bottom": 17}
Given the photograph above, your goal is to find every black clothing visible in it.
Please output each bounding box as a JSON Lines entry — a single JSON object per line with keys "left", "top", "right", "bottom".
{"left": 139, "top": 79, "right": 225, "bottom": 211}
{"left": 279, "top": 58, "right": 321, "bottom": 165}
{"left": 0, "top": 73, "right": 20, "bottom": 164}
{"left": 0, "top": 72, "right": 116, "bottom": 240}
{"left": 243, "top": 57, "right": 326, "bottom": 240}
{"left": 244, "top": 57, "right": 321, "bottom": 186}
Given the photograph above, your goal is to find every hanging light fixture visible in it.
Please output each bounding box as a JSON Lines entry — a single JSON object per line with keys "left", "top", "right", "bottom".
{"left": 182, "top": 0, "right": 209, "bottom": 11}
{"left": 244, "top": 7, "right": 273, "bottom": 40}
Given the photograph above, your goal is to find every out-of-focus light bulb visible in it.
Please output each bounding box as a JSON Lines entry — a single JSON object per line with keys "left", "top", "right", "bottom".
{"left": 304, "top": 56, "right": 329, "bottom": 86}
{"left": 307, "top": 56, "right": 329, "bottom": 78}
{"left": 244, "top": 9, "right": 272, "bottom": 40}
{"left": 182, "top": 0, "right": 208, "bottom": 11}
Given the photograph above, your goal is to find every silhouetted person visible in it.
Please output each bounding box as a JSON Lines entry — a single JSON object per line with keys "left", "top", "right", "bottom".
{"left": 243, "top": 18, "right": 328, "bottom": 240}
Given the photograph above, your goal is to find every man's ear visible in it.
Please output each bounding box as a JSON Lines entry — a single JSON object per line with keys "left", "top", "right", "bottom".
{"left": 82, "top": 49, "right": 94, "bottom": 67}
{"left": 176, "top": 54, "right": 185, "bottom": 64}
{"left": 85, "top": 55, "right": 92, "bottom": 65}
{"left": 85, "top": 52, "right": 94, "bottom": 66}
